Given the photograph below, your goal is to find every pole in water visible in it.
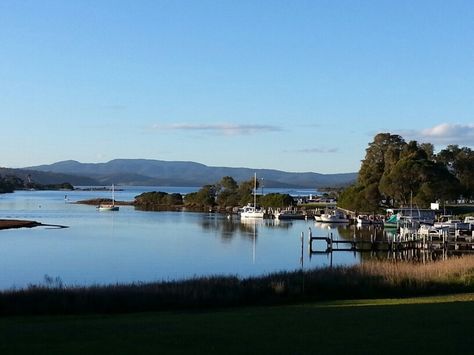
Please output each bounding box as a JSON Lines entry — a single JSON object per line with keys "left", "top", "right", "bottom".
{"left": 300, "top": 232, "right": 304, "bottom": 269}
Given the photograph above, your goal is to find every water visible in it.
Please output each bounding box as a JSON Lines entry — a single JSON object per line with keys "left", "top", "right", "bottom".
{"left": 0, "top": 187, "right": 362, "bottom": 290}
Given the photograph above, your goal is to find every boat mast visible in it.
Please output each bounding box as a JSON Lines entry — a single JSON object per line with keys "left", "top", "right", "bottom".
{"left": 253, "top": 173, "right": 257, "bottom": 208}
{"left": 112, "top": 184, "right": 115, "bottom": 205}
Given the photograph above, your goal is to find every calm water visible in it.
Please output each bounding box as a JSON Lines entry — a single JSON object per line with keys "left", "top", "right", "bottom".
{"left": 0, "top": 187, "right": 364, "bottom": 290}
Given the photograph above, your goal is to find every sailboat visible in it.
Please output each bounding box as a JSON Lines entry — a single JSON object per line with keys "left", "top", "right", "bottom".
{"left": 240, "top": 173, "right": 264, "bottom": 219}
{"left": 98, "top": 184, "right": 119, "bottom": 211}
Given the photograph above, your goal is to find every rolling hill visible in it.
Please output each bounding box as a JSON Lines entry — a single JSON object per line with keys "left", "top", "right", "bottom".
{"left": 25, "top": 159, "right": 357, "bottom": 188}
{"left": 0, "top": 167, "right": 99, "bottom": 186}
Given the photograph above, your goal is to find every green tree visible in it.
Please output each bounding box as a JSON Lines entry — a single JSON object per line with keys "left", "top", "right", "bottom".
{"left": 437, "top": 145, "right": 474, "bottom": 199}
{"left": 339, "top": 133, "right": 465, "bottom": 211}
{"left": 184, "top": 185, "right": 216, "bottom": 208}
{"left": 215, "top": 176, "right": 240, "bottom": 207}
{"left": 357, "top": 133, "right": 406, "bottom": 208}
{"left": 259, "top": 193, "right": 294, "bottom": 208}
{"left": 237, "top": 178, "right": 258, "bottom": 206}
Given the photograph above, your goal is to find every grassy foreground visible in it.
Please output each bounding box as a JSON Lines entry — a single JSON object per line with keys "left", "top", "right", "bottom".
{"left": 2, "top": 256, "right": 474, "bottom": 316}
{"left": 0, "top": 294, "right": 473, "bottom": 354}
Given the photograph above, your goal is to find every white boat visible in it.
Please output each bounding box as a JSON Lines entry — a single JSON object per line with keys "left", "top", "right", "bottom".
{"left": 98, "top": 184, "right": 119, "bottom": 211}
{"left": 434, "top": 215, "right": 469, "bottom": 230}
{"left": 464, "top": 216, "right": 474, "bottom": 226}
{"left": 240, "top": 173, "right": 264, "bottom": 219}
{"left": 434, "top": 218, "right": 469, "bottom": 231}
{"left": 418, "top": 224, "right": 448, "bottom": 236}
{"left": 314, "top": 209, "right": 325, "bottom": 222}
{"left": 319, "top": 209, "right": 349, "bottom": 223}
{"left": 240, "top": 204, "right": 265, "bottom": 218}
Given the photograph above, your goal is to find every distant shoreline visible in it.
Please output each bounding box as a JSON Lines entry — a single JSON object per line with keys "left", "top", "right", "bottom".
{"left": 0, "top": 219, "right": 42, "bottom": 230}
{"left": 0, "top": 219, "right": 68, "bottom": 230}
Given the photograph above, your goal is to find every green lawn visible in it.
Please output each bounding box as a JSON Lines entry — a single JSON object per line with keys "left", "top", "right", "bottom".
{"left": 1, "top": 294, "right": 473, "bottom": 355}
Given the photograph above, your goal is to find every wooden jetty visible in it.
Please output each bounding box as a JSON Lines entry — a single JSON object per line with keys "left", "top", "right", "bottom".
{"left": 306, "top": 227, "right": 474, "bottom": 257}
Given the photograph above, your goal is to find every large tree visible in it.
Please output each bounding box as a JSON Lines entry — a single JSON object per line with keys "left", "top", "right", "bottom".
{"left": 339, "top": 133, "right": 464, "bottom": 212}
{"left": 357, "top": 133, "right": 406, "bottom": 208}
{"left": 437, "top": 145, "right": 474, "bottom": 199}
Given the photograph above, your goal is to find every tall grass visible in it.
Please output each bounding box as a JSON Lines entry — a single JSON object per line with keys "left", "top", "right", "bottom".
{"left": 1, "top": 256, "right": 474, "bottom": 316}
{"left": 358, "top": 257, "right": 474, "bottom": 285}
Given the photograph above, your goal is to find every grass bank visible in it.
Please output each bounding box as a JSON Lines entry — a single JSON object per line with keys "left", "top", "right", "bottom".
{"left": 1, "top": 256, "right": 474, "bottom": 316}
{"left": 1, "top": 294, "right": 473, "bottom": 354}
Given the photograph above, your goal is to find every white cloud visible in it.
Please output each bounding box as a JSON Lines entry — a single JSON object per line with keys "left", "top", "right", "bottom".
{"left": 151, "top": 123, "right": 283, "bottom": 136}
{"left": 285, "top": 147, "right": 339, "bottom": 154}
{"left": 399, "top": 123, "right": 474, "bottom": 146}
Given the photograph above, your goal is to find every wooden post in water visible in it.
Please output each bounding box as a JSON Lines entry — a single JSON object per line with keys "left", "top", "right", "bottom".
{"left": 300, "top": 231, "right": 304, "bottom": 269}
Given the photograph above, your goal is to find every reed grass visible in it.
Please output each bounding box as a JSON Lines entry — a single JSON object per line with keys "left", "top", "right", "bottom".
{"left": 1, "top": 256, "right": 473, "bottom": 316}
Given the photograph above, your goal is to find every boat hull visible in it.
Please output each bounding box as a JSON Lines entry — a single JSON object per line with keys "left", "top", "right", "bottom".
{"left": 98, "top": 205, "right": 119, "bottom": 211}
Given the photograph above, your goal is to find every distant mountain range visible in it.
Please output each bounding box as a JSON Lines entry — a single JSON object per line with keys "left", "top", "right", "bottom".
{"left": 22, "top": 159, "right": 357, "bottom": 188}
{"left": 0, "top": 167, "right": 98, "bottom": 186}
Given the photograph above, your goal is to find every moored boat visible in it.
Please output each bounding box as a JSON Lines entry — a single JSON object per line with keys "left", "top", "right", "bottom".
{"left": 464, "top": 216, "right": 474, "bottom": 226}
{"left": 319, "top": 209, "right": 349, "bottom": 223}
{"left": 240, "top": 204, "right": 265, "bottom": 219}
{"left": 434, "top": 216, "right": 470, "bottom": 231}
{"left": 274, "top": 209, "right": 306, "bottom": 220}
{"left": 240, "top": 173, "right": 265, "bottom": 219}
{"left": 98, "top": 184, "right": 119, "bottom": 212}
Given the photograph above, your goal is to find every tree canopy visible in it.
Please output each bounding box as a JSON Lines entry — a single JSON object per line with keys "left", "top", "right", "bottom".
{"left": 339, "top": 133, "right": 470, "bottom": 212}
{"left": 184, "top": 176, "right": 293, "bottom": 210}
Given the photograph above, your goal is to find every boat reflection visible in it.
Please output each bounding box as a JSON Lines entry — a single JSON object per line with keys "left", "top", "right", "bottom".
{"left": 199, "top": 214, "right": 292, "bottom": 240}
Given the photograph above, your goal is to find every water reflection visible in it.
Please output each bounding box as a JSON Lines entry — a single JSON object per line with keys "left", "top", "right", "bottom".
{"left": 199, "top": 214, "right": 292, "bottom": 241}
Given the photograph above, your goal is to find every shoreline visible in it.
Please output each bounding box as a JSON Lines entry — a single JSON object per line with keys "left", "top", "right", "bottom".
{"left": 0, "top": 219, "right": 68, "bottom": 230}
{"left": 0, "top": 219, "right": 42, "bottom": 230}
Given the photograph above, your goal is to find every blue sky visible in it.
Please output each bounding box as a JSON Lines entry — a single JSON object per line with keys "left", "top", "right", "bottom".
{"left": 1, "top": 0, "right": 473, "bottom": 173}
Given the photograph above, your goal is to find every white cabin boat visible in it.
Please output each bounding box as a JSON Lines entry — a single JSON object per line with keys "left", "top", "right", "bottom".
{"left": 240, "top": 204, "right": 265, "bottom": 219}
{"left": 464, "top": 216, "right": 474, "bottom": 226}
{"left": 320, "top": 209, "right": 349, "bottom": 223}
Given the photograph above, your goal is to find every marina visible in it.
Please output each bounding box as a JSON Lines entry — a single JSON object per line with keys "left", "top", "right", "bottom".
{"left": 0, "top": 187, "right": 357, "bottom": 290}
{"left": 1, "top": 187, "right": 473, "bottom": 290}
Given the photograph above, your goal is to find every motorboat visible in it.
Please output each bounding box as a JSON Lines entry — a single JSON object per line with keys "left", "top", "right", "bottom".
{"left": 319, "top": 209, "right": 349, "bottom": 223}
{"left": 464, "top": 216, "right": 474, "bottom": 226}
{"left": 314, "top": 209, "right": 325, "bottom": 222}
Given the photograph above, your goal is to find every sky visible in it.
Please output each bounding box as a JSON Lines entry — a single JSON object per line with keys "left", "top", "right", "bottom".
{"left": 1, "top": 0, "right": 473, "bottom": 173}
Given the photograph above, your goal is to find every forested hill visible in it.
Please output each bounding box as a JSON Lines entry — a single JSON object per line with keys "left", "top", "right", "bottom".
{"left": 25, "top": 159, "right": 357, "bottom": 188}
{"left": 0, "top": 167, "right": 99, "bottom": 186}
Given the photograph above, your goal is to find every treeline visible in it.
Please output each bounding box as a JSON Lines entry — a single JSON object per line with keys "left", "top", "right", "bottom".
{"left": 339, "top": 133, "right": 474, "bottom": 212}
{"left": 134, "top": 176, "right": 294, "bottom": 211}
{"left": 0, "top": 174, "right": 74, "bottom": 193}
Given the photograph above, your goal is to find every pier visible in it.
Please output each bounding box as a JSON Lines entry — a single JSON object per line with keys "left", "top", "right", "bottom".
{"left": 305, "top": 227, "right": 474, "bottom": 260}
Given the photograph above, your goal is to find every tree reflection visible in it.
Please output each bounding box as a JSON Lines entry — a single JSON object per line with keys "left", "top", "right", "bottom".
{"left": 198, "top": 214, "right": 292, "bottom": 241}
